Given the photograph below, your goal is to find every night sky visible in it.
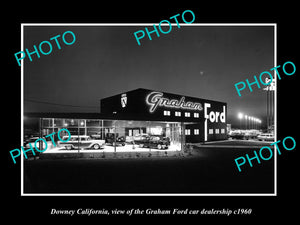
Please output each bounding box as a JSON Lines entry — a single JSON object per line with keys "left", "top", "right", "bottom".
{"left": 24, "top": 25, "right": 274, "bottom": 127}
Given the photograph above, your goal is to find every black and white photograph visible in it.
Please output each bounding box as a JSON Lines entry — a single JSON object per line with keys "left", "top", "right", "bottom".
{"left": 22, "top": 24, "right": 276, "bottom": 195}
{"left": 4, "top": 4, "right": 298, "bottom": 221}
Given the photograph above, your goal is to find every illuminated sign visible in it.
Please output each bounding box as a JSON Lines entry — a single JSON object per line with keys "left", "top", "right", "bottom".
{"left": 146, "top": 92, "right": 203, "bottom": 113}
{"left": 204, "top": 103, "right": 226, "bottom": 123}
{"left": 204, "top": 103, "right": 226, "bottom": 141}
{"left": 121, "top": 93, "right": 127, "bottom": 108}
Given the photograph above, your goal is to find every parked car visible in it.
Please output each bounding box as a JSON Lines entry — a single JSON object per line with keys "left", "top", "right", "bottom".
{"left": 105, "top": 133, "right": 125, "bottom": 146}
{"left": 244, "top": 130, "right": 260, "bottom": 140}
{"left": 90, "top": 132, "right": 103, "bottom": 140}
{"left": 229, "top": 130, "right": 244, "bottom": 139}
{"left": 23, "top": 137, "right": 47, "bottom": 157}
{"left": 24, "top": 137, "right": 44, "bottom": 148}
{"left": 136, "top": 135, "right": 170, "bottom": 150}
{"left": 132, "top": 134, "right": 150, "bottom": 145}
{"left": 126, "top": 133, "right": 149, "bottom": 144}
{"left": 257, "top": 133, "right": 274, "bottom": 142}
{"left": 58, "top": 135, "right": 105, "bottom": 150}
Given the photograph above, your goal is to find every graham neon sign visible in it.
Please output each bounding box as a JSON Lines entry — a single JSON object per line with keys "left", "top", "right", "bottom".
{"left": 146, "top": 92, "right": 203, "bottom": 113}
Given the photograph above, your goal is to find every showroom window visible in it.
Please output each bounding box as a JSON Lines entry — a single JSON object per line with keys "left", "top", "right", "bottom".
{"left": 194, "top": 113, "right": 199, "bottom": 118}
{"left": 194, "top": 129, "right": 199, "bottom": 135}
{"left": 163, "top": 110, "right": 171, "bottom": 116}
{"left": 40, "top": 118, "right": 184, "bottom": 152}
{"left": 175, "top": 111, "right": 181, "bottom": 117}
{"left": 184, "top": 112, "right": 190, "bottom": 117}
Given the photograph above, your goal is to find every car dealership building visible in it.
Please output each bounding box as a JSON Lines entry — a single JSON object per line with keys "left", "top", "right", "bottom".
{"left": 25, "top": 88, "right": 227, "bottom": 153}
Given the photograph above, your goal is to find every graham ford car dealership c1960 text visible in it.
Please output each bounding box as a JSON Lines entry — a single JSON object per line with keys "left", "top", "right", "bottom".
{"left": 24, "top": 88, "right": 227, "bottom": 154}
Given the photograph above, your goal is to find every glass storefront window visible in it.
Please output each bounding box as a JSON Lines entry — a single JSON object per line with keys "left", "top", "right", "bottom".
{"left": 54, "top": 118, "right": 64, "bottom": 127}
{"left": 40, "top": 118, "right": 184, "bottom": 153}
{"left": 86, "top": 120, "right": 100, "bottom": 127}
{"left": 64, "top": 119, "right": 78, "bottom": 128}
{"left": 42, "top": 118, "right": 52, "bottom": 128}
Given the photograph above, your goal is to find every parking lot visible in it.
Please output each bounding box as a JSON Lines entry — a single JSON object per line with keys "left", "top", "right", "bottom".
{"left": 199, "top": 139, "right": 274, "bottom": 147}
{"left": 23, "top": 140, "right": 275, "bottom": 194}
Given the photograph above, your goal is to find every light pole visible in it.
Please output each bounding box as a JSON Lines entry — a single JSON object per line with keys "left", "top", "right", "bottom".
{"left": 238, "top": 112, "right": 243, "bottom": 130}
{"left": 249, "top": 117, "right": 253, "bottom": 129}
{"left": 245, "top": 115, "right": 248, "bottom": 130}
{"left": 248, "top": 117, "right": 251, "bottom": 129}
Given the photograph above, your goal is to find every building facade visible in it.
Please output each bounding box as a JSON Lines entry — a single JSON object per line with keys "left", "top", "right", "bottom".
{"left": 100, "top": 88, "right": 227, "bottom": 143}
{"left": 25, "top": 88, "right": 227, "bottom": 154}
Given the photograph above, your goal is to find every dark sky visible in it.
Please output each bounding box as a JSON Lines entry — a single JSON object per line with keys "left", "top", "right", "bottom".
{"left": 24, "top": 25, "right": 274, "bottom": 126}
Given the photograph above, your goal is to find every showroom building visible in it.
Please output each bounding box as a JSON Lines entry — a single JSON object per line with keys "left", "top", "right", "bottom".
{"left": 25, "top": 88, "right": 227, "bottom": 153}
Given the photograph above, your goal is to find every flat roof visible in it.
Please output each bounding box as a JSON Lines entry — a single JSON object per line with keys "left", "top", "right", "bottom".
{"left": 25, "top": 112, "right": 101, "bottom": 119}
{"left": 101, "top": 88, "right": 227, "bottom": 105}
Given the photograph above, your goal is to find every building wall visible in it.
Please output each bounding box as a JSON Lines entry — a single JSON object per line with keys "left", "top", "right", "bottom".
{"left": 100, "top": 88, "right": 227, "bottom": 143}
{"left": 185, "top": 123, "right": 203, "bottom": 143}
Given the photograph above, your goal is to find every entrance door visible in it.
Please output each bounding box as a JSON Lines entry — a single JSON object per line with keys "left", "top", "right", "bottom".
{"left": 165, "top": 123, "right": 183, "bottom": 150}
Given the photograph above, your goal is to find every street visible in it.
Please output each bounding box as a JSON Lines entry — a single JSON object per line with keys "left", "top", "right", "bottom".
{"left": 24, "top": 142, "right": 275, "bottom": 194}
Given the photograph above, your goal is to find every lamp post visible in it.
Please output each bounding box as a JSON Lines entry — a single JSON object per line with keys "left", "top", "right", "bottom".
{"left": 258, "top": 119, "right": 261, "bottom": 130}
{"left": 248, "top": 117, "right": 251, "bottom": 129}
{"left": 238, "top": 112, "right": 243, "bottom": 130}
{"left": 245, "top": 115, "right": 248, "bottom": 130}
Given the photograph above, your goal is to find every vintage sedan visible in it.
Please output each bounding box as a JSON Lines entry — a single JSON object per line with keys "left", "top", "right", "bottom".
{"left": 257, "top": 133, "right": 274, "bottom": 142}
{"left": 126, "top": 133, "right": 149, "bottom": 144}
{"left": 58, "top": 135, "right": 105, "bottom": 150}
{"left": 105, "top": 133, "right": 126, "bottom": 146}
{"left": 136, "top": 135, "right": 170, "bottom": 150}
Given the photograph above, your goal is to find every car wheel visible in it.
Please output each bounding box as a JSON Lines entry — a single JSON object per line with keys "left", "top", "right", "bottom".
{"left": 66, "top": 145, "right": 72, "bottom": 150}
{"left": 139, "top": 144, "right": 144, "bottom": 148}
{"left": 157, "top": 144, "right": 162, "bottom": 150}
{"left": 93, "top": 144, "right": 100, "bottom": 150}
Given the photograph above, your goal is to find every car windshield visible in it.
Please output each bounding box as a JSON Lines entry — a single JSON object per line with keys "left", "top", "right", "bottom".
{"left": 81, "top": 137, "right": 90, "bottom": 141}
{"left": 70, "top": 137, "right": 78, "bottom": 141}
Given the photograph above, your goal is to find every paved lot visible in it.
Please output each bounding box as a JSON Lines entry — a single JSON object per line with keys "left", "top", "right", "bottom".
{"left": 24, "top": 145, "right": 275, "bottom": 194}
{"left": 198, "top": 139, "right": 274, "bottom": 147}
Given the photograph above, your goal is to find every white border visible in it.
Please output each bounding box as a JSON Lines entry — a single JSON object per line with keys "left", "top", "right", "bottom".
{"left": 21, "top": 24, "right": 24, "bottom": 195}
{"left": 274, "top": 24, "right": 277, "bottom": 196}
{"left": 21, "top": 23, "right": 277, "bottom": 196}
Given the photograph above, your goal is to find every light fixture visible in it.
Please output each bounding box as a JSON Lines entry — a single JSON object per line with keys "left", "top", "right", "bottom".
{"left": 238, "top": 112, "right": 244, "bottom": 120}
